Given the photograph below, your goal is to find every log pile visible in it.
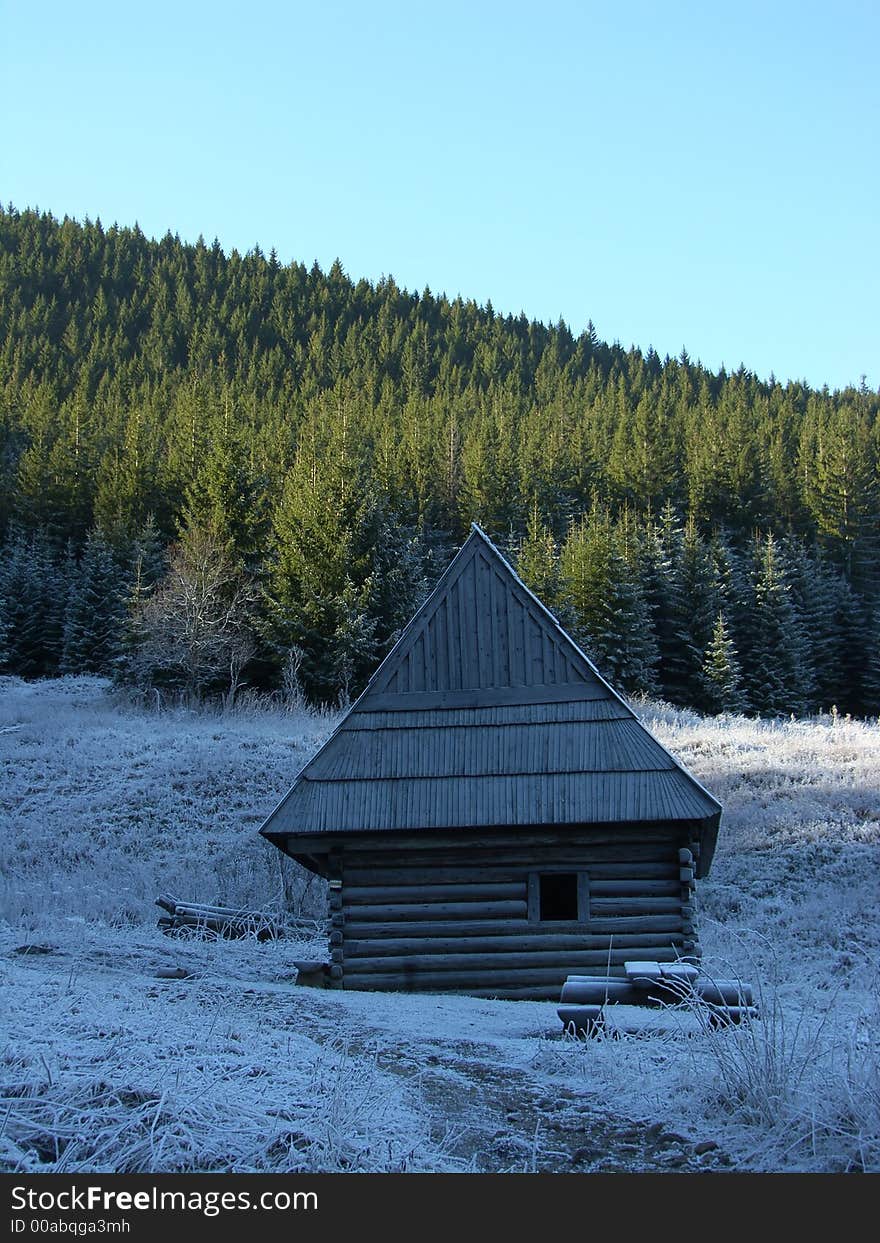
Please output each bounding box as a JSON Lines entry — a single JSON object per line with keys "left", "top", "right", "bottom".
{"left": 558, "top": 959, "right": 757, "bottom": 1034}
{"left": 156, "top": 894, "right": 280, "bottom": 941}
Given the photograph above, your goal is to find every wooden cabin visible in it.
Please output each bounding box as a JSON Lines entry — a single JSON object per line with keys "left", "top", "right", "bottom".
{"left": 259, "top": 525, "right": 722, "bottom": 1000}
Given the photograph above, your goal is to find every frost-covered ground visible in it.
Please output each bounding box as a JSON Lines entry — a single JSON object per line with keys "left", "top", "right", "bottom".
{"left": 1, "top": 677, "right": 878, "bottom": 1173}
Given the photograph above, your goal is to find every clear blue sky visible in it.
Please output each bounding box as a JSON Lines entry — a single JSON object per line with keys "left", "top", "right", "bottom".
{"left": 3, "top": 0, "right": 878, "bottom": 391}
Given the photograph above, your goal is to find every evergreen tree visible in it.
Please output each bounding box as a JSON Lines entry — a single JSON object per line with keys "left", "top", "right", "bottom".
{"left": 639, "top": 505, "right": 693, "bottom": 703}
{"left": 1, "top": 205, "right": 878, "bottom": 716}
{"left": 0, "top": 595, "right": 9, "bottom": 670}
{"left": 861, "top": 603, "right": 880, "bottom": 717}
{"left": 700, "top": 613, "right": 748, "bottom": 714}
{"left": 178, "top": 427, "right": 263, "bottom": 563}
{"left": 679, "top": 514, "right": 724, "bottom": 703}
{"left": 517, "top": 502, "right": 565, "bottom": 617}
{"left": 115, "top": 515, "right": 169, "bottom": 687}
{"left": 739, "top": 534, "right": 809, "bottom": 715}
{"left": 559, "top": 512, "right": 658, "bottom": 695}
{"left": 0, "top": 528, "right": 69, "bottom": 676}
{"left": 61, "top": 531, "right": 129, "bottom": 674}
{"left": 802, "top": 400, "right": 879, "bottom": 591}
{"left": 264, "top": 441, "right": 402, "bottom": 702}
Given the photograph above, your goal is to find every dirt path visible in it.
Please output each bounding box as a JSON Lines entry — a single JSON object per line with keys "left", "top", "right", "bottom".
{"left": 317, "top": 1012, "right": 729, "bottom": 1173}
{"left": 4, "top": 936, "right": 731, "bottom": 1174}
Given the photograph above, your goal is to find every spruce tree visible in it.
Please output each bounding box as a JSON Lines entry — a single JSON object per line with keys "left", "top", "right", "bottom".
{"left": 0, "top": 528, "right": 68, "bottom": 676}
{"left": 739, "top": 534, "right": 809, "bottom": 715}
{"left": 559, "top": 512, "right": 658, "bottom": 695}
{"left": 61, "top": 531, "right": 129, "bottom": 674}
{"left": 265, "top": 443, "right": 399, "bottom": 703}
{"left": 679, "top": 514, "right": 724, "bottom": 703}
{"left": 639, "top": 506, "right": 692, "bottom": 703}
{"left": 700, "top": 613, "right": 748, "bottom": 714}
{"left": 517, "top": 502, "right": 564, "bottom": 616}
{"left": 115, "top": 516, "right": 169, "bottom": 688}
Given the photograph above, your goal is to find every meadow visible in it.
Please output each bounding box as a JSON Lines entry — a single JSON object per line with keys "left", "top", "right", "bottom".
{"left": 1, "top": 677, "right": 878, "bottom": 1173}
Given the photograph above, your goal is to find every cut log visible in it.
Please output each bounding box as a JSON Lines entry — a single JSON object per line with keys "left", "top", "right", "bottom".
{"left": 624, "top": 961, "right": 663, "bottom": 987}
{"left": 156, "top": 895, "right": 279, "bottom": 941}
{"left": 558, "top": 1004, "right": 604, "bottom": 1033}
{"left": 560, "top": 978, "right": 638, "bottom": 1005}
{"left": 705, "top": 1005, "right": 758, "bottom": 1026}
{"left": 293, "top": 961, "right": 327, "bottom": 987}
{"left": 696, "top": 980, "right": 755, "bottom": 1007}
{"left": 660, "top": 963, "right": 700, "bottom": 983}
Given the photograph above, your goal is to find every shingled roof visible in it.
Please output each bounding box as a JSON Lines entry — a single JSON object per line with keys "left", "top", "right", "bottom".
{"left": 260, "top": 525, "right": 721, "bottom": 873}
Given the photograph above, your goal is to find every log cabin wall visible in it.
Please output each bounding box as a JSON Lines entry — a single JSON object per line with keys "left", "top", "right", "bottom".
{"left": 334, "top": 827, "right": 698, "bottom": 999}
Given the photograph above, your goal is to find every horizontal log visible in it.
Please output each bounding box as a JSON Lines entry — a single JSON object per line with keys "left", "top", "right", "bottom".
{"left": 342, "top": 883, "right": 524, "bottom": 904}
{"left": 342, "top": 900, "right": 528, "bottom": 922}
{"left": 343, "top": 879, "right": 682, "bottom": 903}
{"left": 338, "top": 967, "right": 597, "bottom": 990}
{"left": 589, "top": 915, "right": 684, "bottom": 933}
{"left": 155, "top": 894, "right": 177, "bottom": 914}
{"left": 679, "top": 867, "right": 695, "bottom": 884}
{"left": 164, "top": 911, "right": 276, "bottom": 932}
{"left": 590, "top": 898, "right": 683, "bottom": 914}
{"left": 171, "top": 903, "right": 276, "bottom": 923}
{"left": 561, "top": 974, "right": 678, "bottom": 1005}
{"left": 343, "top": 914, "right": 684, "bottom": 939}
{"left": 343, "top": 865, "right": 518, "bottom": 885}
{"left": 343, "top": 948, "right": 667, "bottom": 974}
{"left": 464, "top": 986, "right": 564, "bottom": 1000}
{"left": 341, "top": 980, "right": 563, "bottom": 1000}
{"left": 340, "top": 839, "right": 677, "bottom": 866}
{"left": 341, "top": 862, "right": 680, "bottom": 885}
{"left": 344, "top": 932, "right": 686, "bottom": 958}
{"left": 589, "top": 881, "right": 680, "bottom": 897}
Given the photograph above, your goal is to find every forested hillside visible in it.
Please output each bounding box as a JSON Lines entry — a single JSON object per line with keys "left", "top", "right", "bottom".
{"left": 1, "top": 205, "right": 878, "bottom": 712}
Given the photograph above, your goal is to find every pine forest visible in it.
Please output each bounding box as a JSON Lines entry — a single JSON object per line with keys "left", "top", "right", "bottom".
{"left": 1, "top": 205, "right": 878, "bottom": 715}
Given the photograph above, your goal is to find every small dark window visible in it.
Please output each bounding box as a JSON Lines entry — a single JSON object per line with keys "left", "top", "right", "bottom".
{"left": 539, "top": 872, "right": 578, "bottom": 921}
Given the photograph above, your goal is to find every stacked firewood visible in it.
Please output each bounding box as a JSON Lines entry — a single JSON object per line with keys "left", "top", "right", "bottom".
{"left": 156, "top": 894, "right": 279, "bottom": 941}
{"left": 558, "top": 959, "right": 757, "bottom": 1033}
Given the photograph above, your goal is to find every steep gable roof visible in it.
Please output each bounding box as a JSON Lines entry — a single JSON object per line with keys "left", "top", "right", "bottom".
{"left": 260, "top": 526, "right": 721, "bottom": 872}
